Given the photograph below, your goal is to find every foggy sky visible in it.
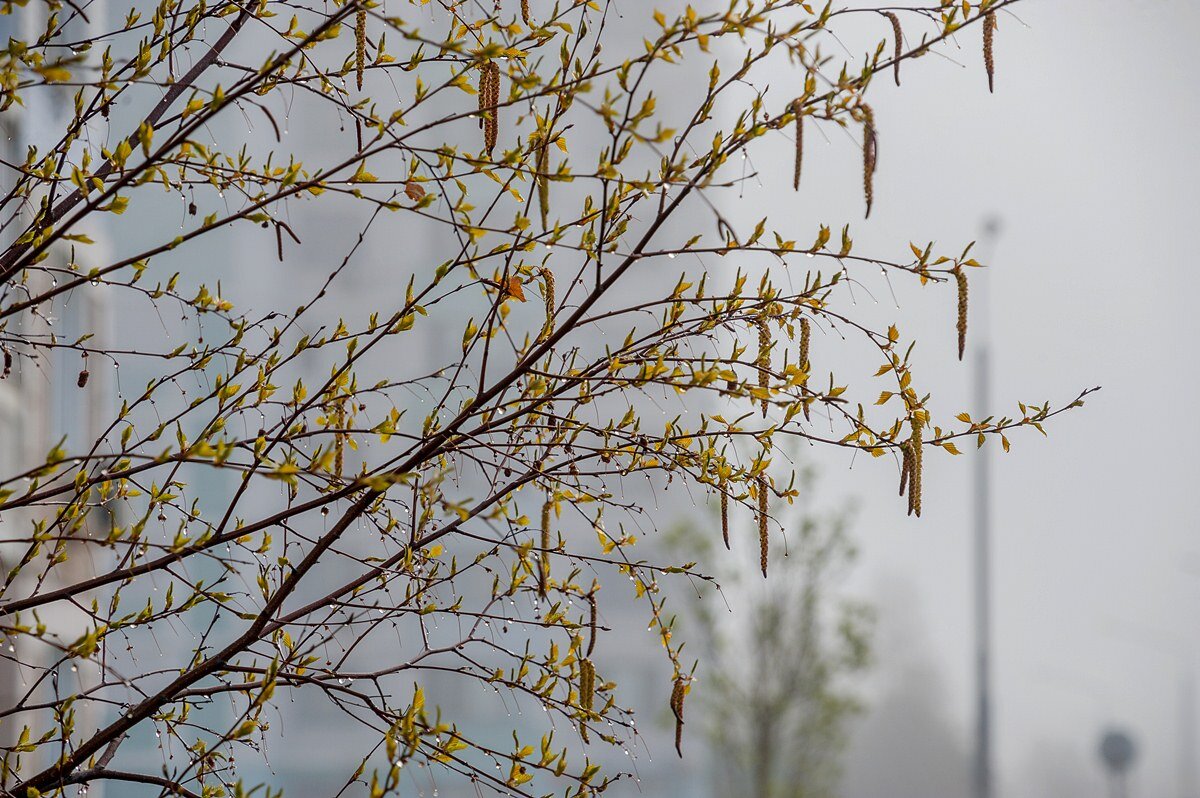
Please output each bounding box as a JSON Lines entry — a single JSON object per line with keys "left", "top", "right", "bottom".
{"left": 788, "top": 2, "right": 1200, "bottom": 795}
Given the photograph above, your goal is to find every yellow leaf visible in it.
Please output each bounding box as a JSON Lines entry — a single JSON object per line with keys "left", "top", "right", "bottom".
{"left": 35, "top": 65, "right": 72, "bottom": 83}
{"left": 349, "top": 162, "right": 377, "bottom": 183}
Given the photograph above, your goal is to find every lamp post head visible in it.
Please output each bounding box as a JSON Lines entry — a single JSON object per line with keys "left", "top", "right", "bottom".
{"left": 1099, "top": 728, "right": 1137, "bottom": 775}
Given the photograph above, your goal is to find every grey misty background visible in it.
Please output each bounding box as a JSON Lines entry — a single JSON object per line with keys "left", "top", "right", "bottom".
{"left": 83, "top": 0, "right": 1198, "bottom": 796}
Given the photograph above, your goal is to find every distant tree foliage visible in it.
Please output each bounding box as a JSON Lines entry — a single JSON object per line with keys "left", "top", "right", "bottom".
{"left": 0, "top": 0, "right": 1091, "bottom": 796}
{"left": 671, "top": 467, "right": 872, "bottom": 798}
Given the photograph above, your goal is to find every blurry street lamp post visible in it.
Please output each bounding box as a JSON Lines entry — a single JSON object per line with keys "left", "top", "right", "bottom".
{"left": 1183, "top": 669, "right": 1197, "bottom": 798}
{"left": 971, "top": 216, "right": 1001, "bottom": 798}
{"left": 1098, "top": 728, "right": 1137, "bottom": 798}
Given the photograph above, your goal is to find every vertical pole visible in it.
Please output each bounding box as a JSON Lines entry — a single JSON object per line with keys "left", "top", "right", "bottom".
{"left": 972, "top": 217, "right": 1000, "bottom": 798}
{"left": 1182, "top": 668, "right": 1197, "bottom": 798}
{"left": 972, "top": 342, "right": 992, "bottom": 798}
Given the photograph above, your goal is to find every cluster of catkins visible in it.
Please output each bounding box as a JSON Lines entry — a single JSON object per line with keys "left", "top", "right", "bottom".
{"left": 790, "top": 6, "right": 1000, "bottom": 213}
{"left": 899, "top": 416, "right": 924, "bottom": 517}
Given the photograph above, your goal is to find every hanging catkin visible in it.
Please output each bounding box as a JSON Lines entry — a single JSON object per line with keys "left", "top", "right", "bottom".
{"left": 537, "top": 266, "right": 555, "bottom": 343}
{"left": 487, "top": 62, "right": 500, "bottom": 141}
{"left": 521, "top": 0, "right": 532, "bottom": 27}
{"left": 355, "top": 4, "right": 366, "bottom": 90}
{"left": 332, "top": 400, "right": 345, "bottom": 479}
{"left": 983, "top": 12, "right": 997, "bottom": 93}
{"left": 899, "top": 441, "right": 911, "bottom": 497}
{"left": 539, "top": 496, "right": 551, "bottom": 598}
{"left": 579, "top": 658, "right": 595, "bottom": 742}
{"left": 756, "top": 316, "right": 770, "bottom": 417}
{"left": 907, "top": 416, "right": 923, "bottom": 517}
{"left": 580, "top": 659, "right": 595, "bottom": 711}
{"left": 757, "top": 473, "right": 769, "bottom": 577}
{"left": 535, "top": 132, "right": 550, "bottom": 229}
{"left": 478, "top": 61, "right": 500, "bottom": 153}
{"left": 799, "top": 317, "right": 811, "bottom": 372}
{"left": 586, "top": 592, "right": 598, "bottom": 656}
{"left": 800, "top": 317, "right": 811, "bottom": 420}
{"left": 954, "top": 267, "right": 969, "bottom": 360}
{"left": 670, "top": 676, "right": 686, "bottom": 756}
{"left": 792, "top": 99, "right": 804, "bottom": 190}
{"left": 884, "top": 12, "right": 903, "bottom": 86}
{"left": 861, "top": 104, "right": 877, "bottom": 218}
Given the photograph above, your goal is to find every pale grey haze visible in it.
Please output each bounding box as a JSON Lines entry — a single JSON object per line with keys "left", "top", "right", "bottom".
{"left": 795, "top": 3, "right": 1200, "bottom": 796}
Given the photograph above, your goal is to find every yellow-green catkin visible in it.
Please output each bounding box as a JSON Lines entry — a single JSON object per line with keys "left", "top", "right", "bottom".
{"left": 580, "top": 658, "right": 595, "bottom": 742}
{"left": 955, "top": 267, "right": 969, "bottom": 360}
{"left": 885, "top": 11, "right": 902, "bottom": 86}
{"left": 799, "top": 317, "right": 811, "bottom": 369}
{"left": 537, "top": 266, "right": 555, "bottom": 343}
{"left": 478, "top": 61, "right": 500, "bottom": 153}
{"left": 861, "top": 104, "right": 877, "bottom": 218}
{"left": 332, "top": 400, "right": 346, "bottom": 479}
{"left": 907, "top": 416, "right": 923, "bottom": 517}
{"left": 792, "top": 99, "right": 804, "bottom": 190}
{"left": 757, "top": 474, "right": 769, "bottom": 577}
{"left": 587, "top": 592, "right": 598, "bottom": 656}
{"left": 580, "top": 658, "right": 595, "bottom": 711}
{"left": 535, "top": 132, "right": 550, "bottom": 229}
{"left": 488, "top": 63, "right": 500, "bottom": 140}
{"left": 799, "top": 317, "right": 811, "bottom": 420}
{"left": 355, "top": 4, "right": 366, "bottom": 90}
{"left": 670, "top": 676, "right": 686, "bottom": 756}
{"left": 983, "top": 11, "right": 997, "bottom": 93}
{"left": 539, "top": 497, "right": 551, "bottom": 598}
{"left": 899, "top": 440, "right": 911, "bottom": 497}
{"left": 756, "top": 316, "right": 770, "bottom": 417}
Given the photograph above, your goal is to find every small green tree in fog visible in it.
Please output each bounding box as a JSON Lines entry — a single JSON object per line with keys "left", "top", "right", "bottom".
{"left": 672, "top": 467, "right": 872, "bottom": 798}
